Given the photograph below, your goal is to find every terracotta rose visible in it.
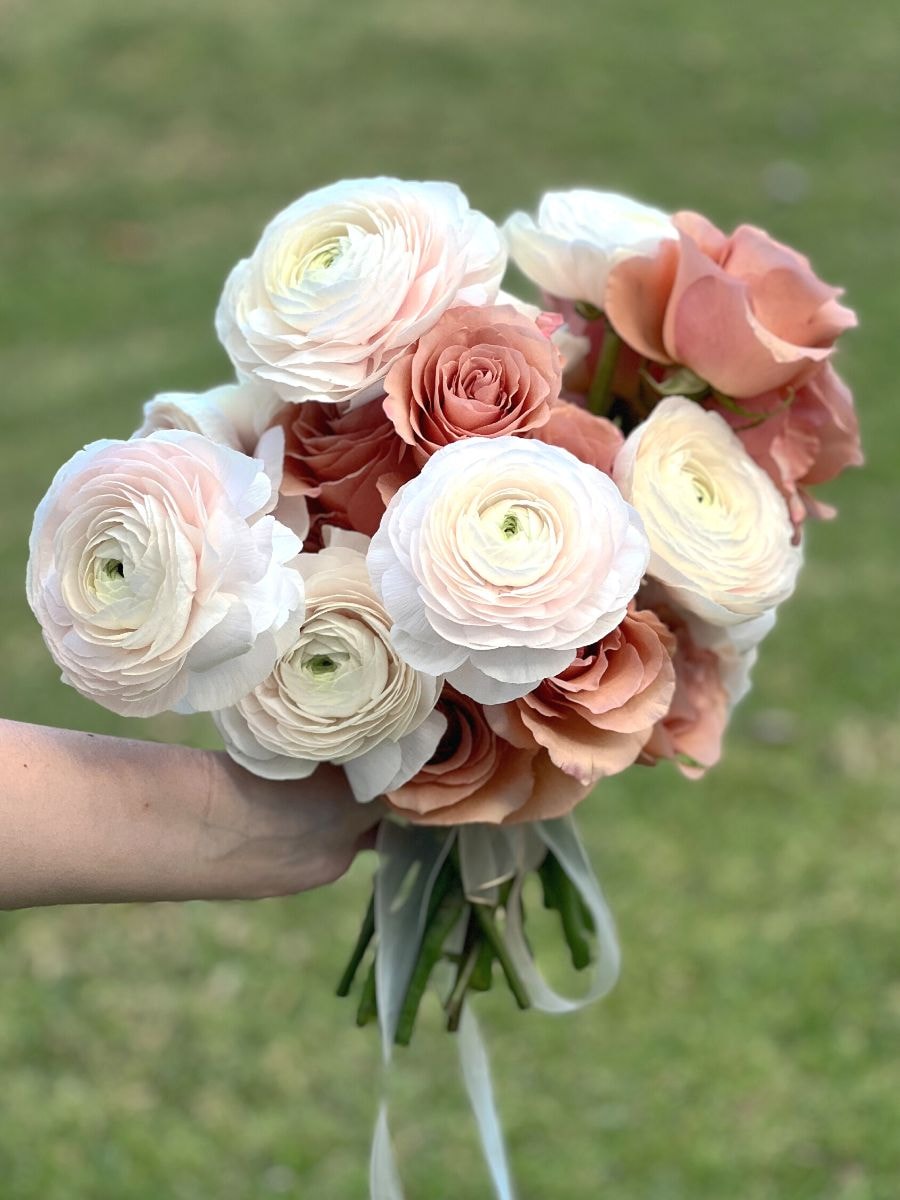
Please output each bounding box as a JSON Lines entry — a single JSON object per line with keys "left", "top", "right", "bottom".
{"left": 386, "top": 686, "right": 589, "bottom": 826}
{"left": 605, "top": 212, "right": 856, "bottom": 399}
{"left": 485, "top": 607, "right": 676, "bottom": 786}
{"left": 382, "top": 303, "right": 561, "bottom": 464}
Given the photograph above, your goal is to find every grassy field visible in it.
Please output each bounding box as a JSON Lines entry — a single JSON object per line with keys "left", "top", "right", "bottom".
{"left": 1, "top": 0, "right": 898, "bottom": 1196}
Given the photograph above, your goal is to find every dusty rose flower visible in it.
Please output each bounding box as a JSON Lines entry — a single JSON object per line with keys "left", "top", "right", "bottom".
{"left": 382, "top": 303, "right": 560, "bottom": 465}
{"left": 216, "top": 177, "right": 506, "bottom": 407}
{"left": 279, "top": 399, "right": 415, "bottom": 538}
{"left": 533, "top": 400, "right": 624, "bottom": 477}
{"left": 27, "top": 431, "right": 305, "bottom": 718}
{"left": 485, "top": 606, "right": 676, "bottom": 786}
{"left": 368, "top": 436, "right": 649, "bottom": 704}
{"left": 715, "top": 364, "right": 863, "bottom": 528}
{"left": 386, "top": 686, "right": 589, "bottom": 826}
{"left": 605, "top": 212, "right": 857, "bottom": 399}
{"left": 639, "top": 584, "right": 766, "bottom": 777}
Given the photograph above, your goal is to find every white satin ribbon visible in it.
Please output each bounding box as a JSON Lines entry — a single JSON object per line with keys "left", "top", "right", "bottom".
{"left": 368, "top": 816, "right": 619, "bottom": 1200}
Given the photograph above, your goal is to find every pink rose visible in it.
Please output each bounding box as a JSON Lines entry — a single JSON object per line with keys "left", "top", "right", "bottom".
{"left": 386, "top": 686, "right": 589, "bottom": 826}
{"left": 485, "top": 607, "right": 675, "bottom": 786}
{"left": 382, "top": 304, "right": 561, "bottom": 465}
{"left": 713, "top": 364, "right": 863, "bottom": 528}
{"left": 533, "top": 399, "right": 624, "bottom": 477}
{"left": 279, "top": 399, "right": 416, "bottom": 538}
{"left": 606, "top": 213, "right": 856, "bottom": 399}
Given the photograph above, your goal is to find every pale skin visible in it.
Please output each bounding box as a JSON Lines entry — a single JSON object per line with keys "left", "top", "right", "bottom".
{"left": 0, "top": 719, "right": 381, "bottom": 911}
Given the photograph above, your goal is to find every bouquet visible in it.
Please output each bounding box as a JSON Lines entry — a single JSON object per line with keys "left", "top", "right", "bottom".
{"left": 26, "top": 178, "right": 861, "bottom": 1196}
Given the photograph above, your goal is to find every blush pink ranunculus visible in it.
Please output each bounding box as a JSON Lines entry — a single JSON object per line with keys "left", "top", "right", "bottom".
{"left": 279, "top": 398, "right": 416, "bottom": 538}
{"left": 533, "top": 399, "right": 624, "bottom": 477}
{"left": 714, "top": 364, "right": 863, "bottom": 528}
{"left": 382, "top": 304, "right": 561, "bottom": 465}
{"left": 385, "top": 685, "right": 589, "bottom": 826}
{"left": 484, "top": 606, "right": 676, "bottom": 786}
{"left": 605, "top": 212, "right": 857, "bottom": 400}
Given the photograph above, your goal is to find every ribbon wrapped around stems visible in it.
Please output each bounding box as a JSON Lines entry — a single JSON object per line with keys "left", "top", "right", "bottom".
{"left": 346, "top": 816, "right": 620, "bottom": 1199}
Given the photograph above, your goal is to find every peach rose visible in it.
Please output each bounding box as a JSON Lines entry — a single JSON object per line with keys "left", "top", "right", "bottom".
{"left": 279, "top": 398, "right": 416, "bottom": 538}
{"left": 715, "top": 364, "right": 863, "bottom": 528}
{"left": 382, "top": 304, "right": 560, "bottom": 465}
{"left": 533, "top": 400, "right": 624, "bottom": 477}
{"left": 386, "top": 685, "right": 589, "bottom": 826}
{"left": 606, "top": 212, "right": 857, "bottom": 399}
{"left": 485, "top": 607, "right": 676, "bottom": 786}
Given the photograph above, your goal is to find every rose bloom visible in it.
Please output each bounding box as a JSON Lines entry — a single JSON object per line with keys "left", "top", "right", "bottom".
{"left": 714, "top": 364, "right": 863, "bottom": 529}
{"left": 614, "top": 396, "right": 802, "bottom": 627}
{"left": 368, "top": 436, "right": 649, "bottom": 704}
{"left": 27, "top": 430, "right": 305, "bottom": 718}
{"left": 485, "top": 606, "right": 676, "bottom": 786}
{"left": 214, "top": 531, "right": 444, "bottom": 802}
{"left": 533, "top": 400, "right": 623, "bottom": 477}
{"left": 216, "top": 177, "right": 506, "bottom": 407}
{"left": 605, "top": 212, "right": 857, "bottom": 399}
{"left": 386, "top": 685, "right": 589, "bottom": 826}
{"left": 504, "top": 189, "right": 678, "bottom": 312}
{"left": 279, "top": 397, "right": 416, "bottom": 538}
{"left": 639, "top": 584, "right": 768, "bottom": 777}
{"left": 382, "top": 303, "right": 561, "bottom": 464}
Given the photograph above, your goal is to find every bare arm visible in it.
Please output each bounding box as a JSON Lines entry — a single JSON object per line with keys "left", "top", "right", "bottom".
{"left": 0, "top": 719, "right": 380, "bottom": 910}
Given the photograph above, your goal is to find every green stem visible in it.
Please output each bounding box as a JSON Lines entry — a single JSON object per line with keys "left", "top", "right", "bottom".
{"left": 336, "top": 894, "right": 375, "bottom": 997}
{"left": 587, "top": 320, "right": 623, "bottom": 417}
{"left": 394, "top": 889, "right": 466, "bottom": 1047}
{"left": 355, "top": 960, "right": 377, "bottom": 1027}
{"left": 473, "top": 903, "right": 530, "bottom": 1011}
{"left": 469, "top": 934, "right": 495, "bottom": 993}
{"left": 445, "top": 927, "right": 481, "bottom": 1033}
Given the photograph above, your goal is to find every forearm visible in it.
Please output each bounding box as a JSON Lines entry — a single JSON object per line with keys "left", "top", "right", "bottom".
{"left": 0, "top": 719, "right": 376, "bottom": 909}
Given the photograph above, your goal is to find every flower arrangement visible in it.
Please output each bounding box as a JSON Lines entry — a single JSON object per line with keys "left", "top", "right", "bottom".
{"left": 27, "top": 177, "right": 861, "bottom": 1197}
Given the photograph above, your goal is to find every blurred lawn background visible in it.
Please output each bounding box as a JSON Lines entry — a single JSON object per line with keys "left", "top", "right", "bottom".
{"left": 1, "top": 0, "right": 898, "bottom": 1196}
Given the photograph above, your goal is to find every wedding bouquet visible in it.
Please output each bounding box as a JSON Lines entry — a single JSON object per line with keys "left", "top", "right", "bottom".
{"left": 26, "top": 178, "right": 861, "bottom": 1196}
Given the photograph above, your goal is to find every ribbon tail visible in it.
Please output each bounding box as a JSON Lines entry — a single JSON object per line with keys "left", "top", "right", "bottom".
{"left": 458, "top": 1008, "right": 517, "bottom": 1200}
{"left": 370, "top": 1103, "right": 405, "bottom": 1200}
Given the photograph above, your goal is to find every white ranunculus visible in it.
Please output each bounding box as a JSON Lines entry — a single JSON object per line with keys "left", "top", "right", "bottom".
{"left": 367, "top": 436, "right": 650, "bottom": 705}
{"left": 504, "top": 189, "right": 677, "bottom": 310}
{"left": 614, "top": 396, "right": 802, "bottom": 627}
{"left": 213, "top": 530, "right": 445, "bottom": 802}
{"left": 215, "top": 177, "right": 507, "bottom": 408}
{"left": 135, "top": 380, "right": 285, "bottom": 458}
{"left": 27, "top": 430, "right": 306, "bottom": 718}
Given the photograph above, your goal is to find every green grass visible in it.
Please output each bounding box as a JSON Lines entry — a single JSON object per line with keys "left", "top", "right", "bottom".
{"left": 1, "top": 1, "right": 898, "bottom": 1196}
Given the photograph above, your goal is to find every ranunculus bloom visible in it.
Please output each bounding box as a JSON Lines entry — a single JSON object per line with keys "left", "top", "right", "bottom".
{"left": 714, "top": 364, "right": 863, "bottom": 529}
{"left": 485, "top": 606, "right": 676, "bottom": 786}
{"left": 368, "top": 436, "right": 649, "bottom": 704}
{"left": 504, "top": 189, "right": 678, "bottom": 311}
{"left": 639, "top": 585, "right": 766, "bottom": 777}
{"left": 386, "top": 685, "right": 589, "bottom": 826}
{"left": 213, "top": 531, "right": 444, "bottom": 802}
{"left": 533, "top": 400, "right": 624, "bottom": 477}
{"left": 135, "top": 381, "right": 285, "bottom": 459}
{"left": 614, "top": 396, "right": 802, "bottom": 627}
{"left": 27, "top": 430, "right": 306, "bottom": 718}
{"left": 279, "top": 397, "right": 416, "bottom": 538}
{"left": 382, "top": 303, "right": 561, "bottom": 464}
{"left": 605, "top": 212, "right": 857, "bottom": 399}
{"left": 216, "top": 177, "right": 506, "bottom": 407}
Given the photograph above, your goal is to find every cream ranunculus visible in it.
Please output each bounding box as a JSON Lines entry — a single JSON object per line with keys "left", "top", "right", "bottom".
{"left": 614, "top": 396, "right": 802, "bottom": 626}
{"left": 213, "top": 530, "right": 445, "bottom": 802}
{"left": 504, "top": 189, "right": 678, "bottom": 311}
{"left": 27, "top": 430, "right": 306, "bottom": 717}
{"left": 367, "top": 436, "right": 650, "bottom": 705}
{"left": 215, "top": 177, "right": 507, "bottom": 408}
